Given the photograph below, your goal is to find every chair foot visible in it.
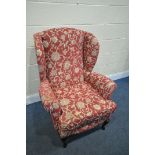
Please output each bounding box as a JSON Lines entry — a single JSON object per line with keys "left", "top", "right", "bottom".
{"left": 102, "top": 124, "right": 105, "bottom": 130}
{"left": 63, "top": 141, "right": 67, "bottom": 148}
{"left": 101, "top": 119, "right": 110, "bottom": 130}
{"left": 62, "top": 138, "right": 68, "bottom": 148}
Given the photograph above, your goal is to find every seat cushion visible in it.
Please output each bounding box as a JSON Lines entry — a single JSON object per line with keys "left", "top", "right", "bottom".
{"left": 55, "top": 82, "right": 117, "bottom": 131}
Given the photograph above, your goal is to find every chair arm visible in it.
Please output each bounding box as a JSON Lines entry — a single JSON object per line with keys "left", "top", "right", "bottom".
{"left": 84, "top": 71, "right": 117, "bottom": 99}
{"left": 39, "top": 80, "right": 62, "bottom": 115}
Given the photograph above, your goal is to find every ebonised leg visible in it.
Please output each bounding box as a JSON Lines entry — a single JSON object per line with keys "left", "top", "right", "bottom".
{"left": 61, "top": 138, "right": 68, "bottom": 148}
{"left": 63, "top": 141, "right": 67, "bottom": 148}
{"left": 101, "top": 119, "right": 110, "bottom": 130}
{"left": 102, "top": 124, "right": 105, "bottom": 130}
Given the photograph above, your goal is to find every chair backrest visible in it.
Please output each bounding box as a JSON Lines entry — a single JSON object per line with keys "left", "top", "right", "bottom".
{"left": 34, "top": 28, "right": 99, "bottom": 89}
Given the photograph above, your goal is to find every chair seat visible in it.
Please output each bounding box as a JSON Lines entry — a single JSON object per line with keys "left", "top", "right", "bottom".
{"left": 55, "top": 82, "right": 117, "bottom": 131}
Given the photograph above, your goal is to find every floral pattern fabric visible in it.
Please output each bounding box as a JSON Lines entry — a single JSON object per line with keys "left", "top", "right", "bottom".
{"left": 54, "top": 82, "right": 116, "bottom": 138}
{"left": 39, "top": 80, "right": 61, "bottom": 113}
{"left": 41, "top": 28, "right": 85, "bottom": 89}
{"left": 33, "top": 32, "right": 47, "bottom": 81}
{"left": 84, "top": 71, "right": 117, "bottom": 100}
{"left": 83, "top": 32, "right": 99, "bottom": 72}
{"left": 33, "top": 27, "right": 117, "bottom": 138}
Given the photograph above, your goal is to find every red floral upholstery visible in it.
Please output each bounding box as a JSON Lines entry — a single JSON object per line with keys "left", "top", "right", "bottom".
{"left": 55, "top": 82, "right": 116, "bottom": 138}
{"left": 84, "top": 71, "right": 117, "bottom": 100}
{"left": 34, "top": 28, "right": 117, "bottom": 138}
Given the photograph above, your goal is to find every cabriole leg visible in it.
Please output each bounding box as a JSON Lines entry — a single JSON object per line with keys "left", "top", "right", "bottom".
{"left": 61, "top": 138, "right": 68, "bottom": 148}
{"left": 102, "top": 119, "right": 110, "bottom": 130}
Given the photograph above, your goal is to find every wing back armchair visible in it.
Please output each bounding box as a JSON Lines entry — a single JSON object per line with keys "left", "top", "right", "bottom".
{"left": 33, "top": 27, "right": 117, "bottom": 146}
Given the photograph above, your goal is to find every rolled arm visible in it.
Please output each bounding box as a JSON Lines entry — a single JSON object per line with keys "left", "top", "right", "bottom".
{"left": 84, "top": 71, "right": 117, "bottom": 99}
{"left": 39, "top": 80, "right": 62, "bottom": 115}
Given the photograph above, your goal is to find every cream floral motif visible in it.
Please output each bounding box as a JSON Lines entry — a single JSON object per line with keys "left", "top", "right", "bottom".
{"left": 36, "top": 49, "right": 42, "bottom": 56}
{"left": 58, "top": 71, "right": 63, "bottom": 75}
{"left": 61, "top": 35, "right": 65, "bottom": 41}
{"left": 75, "top": 67, "right": 79, "bottom": 73}
{"left": 93, "top": 104, "right": 101, "bottom": 110}
{"left": 85, "top": 98, "right": 91, "bottom": 104}
{"left": 95, "top": 81, "right": 100, "bottom": 87}
{"left": 75, "top": 111, "right": 81, "bottom": 116}
{"left": 60, "top": 82, "right": 66, "bottom": 88}
{"left": 61, "top": 123, "right": 67, "bottom": 129}
{"left": 64, "top": 61, "right": 70, "bottom": 70}
{"left": 43, "top": 41, "right": 49, "bottom": 48}
{"left": 56, "top": 90, "right": 62, "bottom": 94}
{"left": 77, "top": 102, "right": 85, "bottom": 109}
{"left": 52, "top": 103, "right": 59, "bottom": 109}
{"left": 107, "top": 82, "right": 114, "bottom": 88}
{"left": 51, "top": 52, "right": 60, "bottom": 61}
{"left": 48, "top": 63, "right": 52, "bottom": 68}
{"left": 73, "top": 59, "right": 77, "bottom": 64}
{"left": 79, "top": 115, "right": 84, "bottom": 119}
{"left": 51, "top": 36, "right": 58, "bottom": 43}
{"left": 60, "top": 98, "right": 70, "bottom": 106}
{"left": 91, "top": 38, "right": 98, "bottom": 45}
{"left": 92, "top": 50, "right": 98, "bottom": 56}
{"left": 51, "top": 70, "right": 57, "bottom": 76}
{"left": 100, "top": 100, "right": 106, "bottom": 104}
{"left": 87, "top": 56, "right": 92, "bottom": 63}
{"left": 42, "top": 95, "right": 51, "bottom": 103}
{"left": 66, "top": 74, "right": 71, "bottom": 80}
{"left": 71, "top": 40, "right": 76, "bottom": 45}
{"left": 65, "top": 112, "right": 73, "bottom": 120}
{"left": 86, "top": 112, "right": 92, "bottom": 116}
{"left": 63, "top": 44, "right": 66, "bottom": 49}
{"left": 64, "top": 31, "right": 68, "bottom": 35}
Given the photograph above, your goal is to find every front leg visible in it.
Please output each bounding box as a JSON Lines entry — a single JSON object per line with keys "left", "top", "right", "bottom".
{"left": 102, "top": 119, "right": 110, "bottom": 130}
{"left": 61, "top": 137, "right": 68, "bottom": 148}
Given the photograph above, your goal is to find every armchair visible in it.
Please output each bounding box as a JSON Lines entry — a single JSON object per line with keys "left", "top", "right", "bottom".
{"left": 34, "top": 28, "right": 117, "bottom": 147}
